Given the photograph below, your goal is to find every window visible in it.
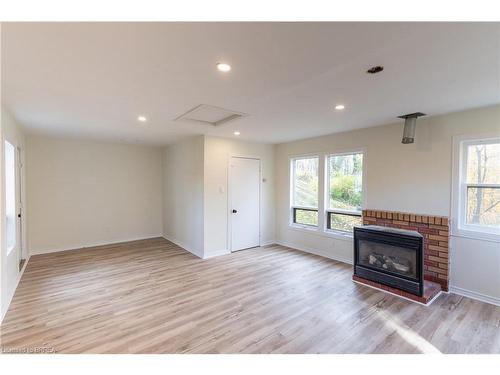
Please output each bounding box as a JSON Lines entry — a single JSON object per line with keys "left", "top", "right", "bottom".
{"left": 4, "top": 140, "right": 17, "bottom": 253}
{"left": 291, "top": 156, "right": 319, "bottom": 227}
{"left": 458, "top": 138, "right": 500, "bottom": 236}
{"left": 326, "top": 152, "right": 363, "bottom": 233}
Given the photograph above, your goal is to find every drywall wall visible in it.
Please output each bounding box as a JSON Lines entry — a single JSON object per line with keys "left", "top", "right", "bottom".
{"left": 204, "top": 136, "right": 275, "bottom": 258}
{"left": 450, "top": 236, "right": 499, "bottom": 305}
{"left": 26, "top": 136, "right": 163, "bottom": 254}
{"left": 162, "top": 136, "right": 205, "bottom": 257}
{"left": 275, "top": 104, "right": 500, "bottom": 303}
{"left": 1, "top": 107, "right": 27, "bottom": 321}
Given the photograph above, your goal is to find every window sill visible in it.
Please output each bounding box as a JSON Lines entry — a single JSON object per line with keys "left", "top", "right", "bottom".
{"left": 288, "top": 225, "right": 354, "bottom": 242}
{"left": 289, "top": 224, "right": 319, "bottom": 233}
{"left": 451, "top": 229, "right": 500, "bottom": 243}
{"left": 323, "top": 229, "right": 354, "bottom": 241}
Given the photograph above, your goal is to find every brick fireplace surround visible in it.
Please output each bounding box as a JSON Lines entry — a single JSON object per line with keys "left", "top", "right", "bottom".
{"left": 355, "top": 209, "right": 450, "bottom": 304}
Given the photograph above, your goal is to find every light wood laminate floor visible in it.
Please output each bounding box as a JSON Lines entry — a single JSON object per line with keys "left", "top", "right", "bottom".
{"left": 1, "top": 238, "right": 499, "bottom": 354}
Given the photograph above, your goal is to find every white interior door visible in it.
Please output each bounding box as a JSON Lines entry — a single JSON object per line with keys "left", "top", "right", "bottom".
{"left": 16, "top": 146, "right": 23, "bottom": 262}
{"left": 230, "top": 157, "right": 260, "bottom": 252}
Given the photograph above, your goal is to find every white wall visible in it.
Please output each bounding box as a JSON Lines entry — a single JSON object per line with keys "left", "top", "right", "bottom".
{"left": 275, "top": 105, "right": 500, "bottom": 304}
{"left": 203, "top": 136, "right": 275, "bottom": 258}
{"left": 162, "top": 136, "right": 205, "bottom": 257}
{"left": 1, "top": 107, "right": 27, "bottom": 321}
{"left": 26, "top": 136, "right": 163, "bottom": 254}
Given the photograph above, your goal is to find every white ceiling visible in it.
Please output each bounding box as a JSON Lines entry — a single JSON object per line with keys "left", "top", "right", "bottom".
{"left": 2, "top": 22, "right": 499, "bottom": 145}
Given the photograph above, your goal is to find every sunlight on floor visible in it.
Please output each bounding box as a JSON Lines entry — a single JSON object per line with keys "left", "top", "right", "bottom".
{"left": 379, "top": 310, "right": 442, "bottom": 354}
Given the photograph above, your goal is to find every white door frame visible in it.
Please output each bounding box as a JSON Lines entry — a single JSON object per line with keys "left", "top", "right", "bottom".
{"left": 2, "top": 137, "right": 26, "bottom": 268}
{"left": 227, "top": 155, "right": 262, "bottom": 252}
{"left": 16, "top": 146, "right": 26, "bottom": 262}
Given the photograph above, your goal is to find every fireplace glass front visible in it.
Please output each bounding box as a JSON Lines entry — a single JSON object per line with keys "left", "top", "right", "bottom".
{"left": 358, "top": 240, "right": 417, "bottom": 279}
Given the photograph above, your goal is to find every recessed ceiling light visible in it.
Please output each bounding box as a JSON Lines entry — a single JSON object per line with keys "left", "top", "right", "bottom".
{"left": 233, "top": 131, "right": 240, "bottom": 136}
{"left": 137, "top": 115, "right": 147, "bottom": 122}
{"left": 367, "top": 65, "right": 384, "bottom": 74}
{"left": 216, "top": 62, "right": 231, "bottom": 72}
{"left": 335, "top": 104, "right": 345, "bottom": 110}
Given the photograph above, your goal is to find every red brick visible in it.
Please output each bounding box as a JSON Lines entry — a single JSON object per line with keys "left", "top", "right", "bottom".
{"left": 429, "top": 224, "right": 449, "bottom": 230}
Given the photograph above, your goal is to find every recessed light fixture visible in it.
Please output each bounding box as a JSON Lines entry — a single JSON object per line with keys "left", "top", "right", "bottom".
{"left": 216, "top": 62, "right": 231, "bottom": 72}
{"left": 335, "top": 104, "right": 345, "bottom": 110}
{"left": 137, "top": 115, "right": 147, "bottom": 122}
{"left": 233, "top": 131, "right": 241, "bottom": 136}
{"left": 367, "top": 65, "right": 384, "bottom": 74}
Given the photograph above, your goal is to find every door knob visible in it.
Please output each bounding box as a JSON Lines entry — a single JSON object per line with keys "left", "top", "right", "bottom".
{"left": 232, "top": 209, "right": 237, "bottom": 213}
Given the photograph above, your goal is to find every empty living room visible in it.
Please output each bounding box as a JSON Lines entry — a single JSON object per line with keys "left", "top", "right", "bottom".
{"left": 0, "top": 1, "right": 499, "bottom": 372}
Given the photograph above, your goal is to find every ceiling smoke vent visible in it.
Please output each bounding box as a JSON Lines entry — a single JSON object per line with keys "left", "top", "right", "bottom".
{"left": 174, "top": 104, "right": 248, "bottom": 126}
{"left": 398, "top": 112, "right": 426, "bottom": 144}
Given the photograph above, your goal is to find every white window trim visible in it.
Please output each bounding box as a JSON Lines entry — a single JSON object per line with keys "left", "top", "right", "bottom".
{"left": 324, "top": 150, "right": 366, "bottom": 236}
{"left": 288, "top": 148, "right": 366, "bottom": 239}
{"left": 451, "top": 134, "right": 500, "bottom": 242}
{"left": 290, "top": 155, "right": 320, "bottom": 230}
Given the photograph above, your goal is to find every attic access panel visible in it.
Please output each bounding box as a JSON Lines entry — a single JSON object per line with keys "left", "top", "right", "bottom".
{"left": 174, "top": 104, "right": 248, "bottom": 126}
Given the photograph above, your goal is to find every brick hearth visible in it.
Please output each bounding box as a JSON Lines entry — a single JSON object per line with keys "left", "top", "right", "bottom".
{"left": 361, "top": 209, "right": 450, "bottom": 291}
{"left": 353, "top": 275, "right": 442, "bottom": 304}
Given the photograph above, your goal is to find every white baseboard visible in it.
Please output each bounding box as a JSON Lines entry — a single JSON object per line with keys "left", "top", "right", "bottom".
{"left": 203, "top": 249, "right": 231, "bottom": 259}
{"left": 0, "top": 255, "right": 31, "bottom": 325}
{"left": 29, "top": 235, "right": 164, "bottom": 255}
{"left": 275, "top": 240, "right": 353, "bottom": 265}
{"left": 260, "top": 240, "right": 277, "bottom": 247}
{"left": 449, "top": 285, "right": 500, "bottom": 307}
{"left": 162, "top": 235, "right": 203, "bottom": 259}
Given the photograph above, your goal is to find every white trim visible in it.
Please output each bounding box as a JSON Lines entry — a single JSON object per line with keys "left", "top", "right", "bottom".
{"left": 450, "top": 233, "right": 500, "bottom": 244}
{"left": 275, "top": 240, "right": 353, "bottom": 265}
{"left": 449, "top": 285, "right": 500, "bottom": 307}
{"left": 451, "top": 133, "right": 500, "bottom": 242}
{"left": 290, "top": 155, "right": 320, "bottom": 228}
{"left": 289, "top": 223, "right": 319, "bottom": 233}
{"left": 30, "top": 235, "right": 164, "bottom": 255}
{"left": 288, "top": 224, "right": 354, "bottom": 242}
{"left": 202, "top": 249, "right": 231, "bottom": 259}
{"left": 227, "top": 155, "right": 262, "bottom": 252}
{"left": 0, "top": 255, "right": 30, "bottom": 324}
{"left": 162, "top": 234, "right": 203, "bottom": 259}
{"left": 325, "top": 149, "right": 366, "bottom": 232}
{"left": 260, "top": 240, "right": 276, "bottom": 247}
{"left": 352, "top": 279, "right": 443, "bottom": 307}
{"left": 323, "top": 229, "right": 355, "bottom": 241}
{"left": 288, "top": 148, "right": 367, "bottom": 241}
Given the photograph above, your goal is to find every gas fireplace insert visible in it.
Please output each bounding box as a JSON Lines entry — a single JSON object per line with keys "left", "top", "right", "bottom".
{"left": 354, "top": 225, "right": 424, "bottom": 296}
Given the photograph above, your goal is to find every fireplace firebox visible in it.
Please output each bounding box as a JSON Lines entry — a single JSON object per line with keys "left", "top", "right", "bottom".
{"left": 354, "top": 225, "right": 424, "bottom": 296}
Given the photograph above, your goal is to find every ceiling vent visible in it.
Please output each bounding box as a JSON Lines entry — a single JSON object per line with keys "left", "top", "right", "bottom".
{"left": 174, "top": 104, "right": 248, "bottom": 126}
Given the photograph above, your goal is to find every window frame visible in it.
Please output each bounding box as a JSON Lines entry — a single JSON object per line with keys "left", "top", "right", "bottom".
{"left": 450, "top": 133, "right": 500, "bottom": 242}
{"left": 325, "top": 150, "right": 365, "bottom": 235}
{"left": 290, "top": 155, "right": 320, "bottom": 229}
{"left": 452, "top": 134, "right": 500, "bottom": 242}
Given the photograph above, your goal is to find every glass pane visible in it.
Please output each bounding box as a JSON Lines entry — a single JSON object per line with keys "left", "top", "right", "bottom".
{"left": 329, "top": 213, "right": 362, "bottom": 233}
{"left": 4, "top": 141, "right": 16, "bottom": 252}
{"left": 466, "top": 142, "right": 500, "bottom": 184}
{"left": 358, "top": 239, "right": 417, "bottom": 279}
{"left": 466, "top": 187, "right": 500, "bottom": 226}
{"left": 293, "top": 157, "right": 319, "bottom": 208}
{"left": 328, "top": 153, "right": 363, "bottom": 211}
{"left": 294, "top": 209, "right": 318, "bottom": 226}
